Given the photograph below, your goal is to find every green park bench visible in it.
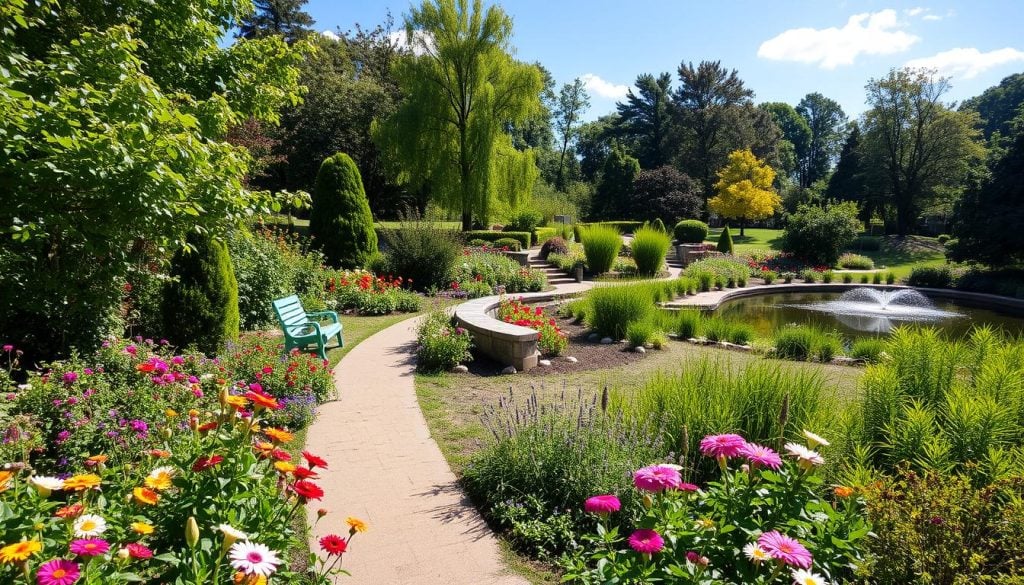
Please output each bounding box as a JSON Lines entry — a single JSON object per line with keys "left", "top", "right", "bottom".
{"left": 271, "top": 295, "right": 343, "bottom": 360}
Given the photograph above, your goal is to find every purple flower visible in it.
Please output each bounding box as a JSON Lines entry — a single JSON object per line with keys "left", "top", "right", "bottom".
{"left": 83, "top": 368, "right": 93, "bottom": 375}
{"left": 633, "top": 464, "right": 683, "bottom": 492}
{"left": 62, "top": 371, "right": 79, "bottom": 385}
{"left": 249, "top": 383, "right": 263, "bottom": 393}
{"left": 160, "top": 339, "right": 169, "bottom": 345}
{"left": 56, "top": 430, "right": 71, "bottom": 443}
{"left": 129, "top": 420, "right": 148, "bottom": 433}
{"left": 125, "top": 345, "right": 137, "bottom": 356}
{"left": 188, "top": 376, "right": 199, "bottom": 384}
{"left": 101, "top": 341, "right": 111, "bottom": 349}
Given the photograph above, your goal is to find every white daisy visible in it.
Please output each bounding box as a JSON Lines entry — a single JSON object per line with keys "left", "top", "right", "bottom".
{"left": 802, "top": 429, "right": 830, "bottom": 449}
{"left": 28, "top": 475, "right": 64, "bottom": 497}
{"left": 785, "top": 442, "right": 825, "bottom": 469}
{"left": 743, "top": 542, "right": 770, "bottom": 563}
{"left": 229, "top": 541, "right": 282, "bottom": 577}
{"left": 792, "top": 568, "right": 829, "bottom": 585}
{"left": 73, "top": 514, "right": 108, "bottom": 537}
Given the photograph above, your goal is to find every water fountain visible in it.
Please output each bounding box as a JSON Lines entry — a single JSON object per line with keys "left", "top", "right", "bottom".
{"left": 784, "top": 288, "right": 964, "bottom": 333}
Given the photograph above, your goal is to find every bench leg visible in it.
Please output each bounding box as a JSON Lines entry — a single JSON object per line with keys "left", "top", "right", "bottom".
{"left": 317, "top": 343, "right": 328, "bottom": 361}
{"left": 335, "top": 331, "right": 344, "bottom": 348}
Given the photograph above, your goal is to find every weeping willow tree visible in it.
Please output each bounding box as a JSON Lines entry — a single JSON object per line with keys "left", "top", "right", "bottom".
{"left": 372, "top": 0, "right": 541, "bottom": 230}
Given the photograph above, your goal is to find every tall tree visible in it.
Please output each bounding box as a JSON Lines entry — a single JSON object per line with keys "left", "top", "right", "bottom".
{"left": 237, "top": 0, "right": 315, "bottom": 43}
{"left": 615, "top": 73, "right": 675, "bottom": 168}
{"left": 575, "top": 115, "right": 618, "bottom": 182}
{"left": 554, "top": 78, "right": 590, "bottom": 190}
{"left": 627, "top": 166, "right": 702, "bottom": 226}
{"left": 372, "top": 0, "right": 542, "bottom": 230}
{"left": 672, "top": 61, "right": 755, "bottom": 199}
{"left": 825, "top": 123, "right": 874, "bottom": 224}
{"left": 593, "top": 144, "right": 640, "bottom": 219}
{"left": 760, "top": 102, "right": 811, "bottom": 180}
{"left": 862, "top": 68, "right": 983, "bottom": 234}
{"left": 796, "top": 93, "right": 847, "bottom": 187}
{"left": 708, "top": 149, "right": 780, "bottom": 236}
{"left": 960, "top": 72, "right": 1024, "bottom": 141}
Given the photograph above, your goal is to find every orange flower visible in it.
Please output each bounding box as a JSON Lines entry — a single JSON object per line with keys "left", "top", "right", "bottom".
{"left": 245, "top": 389, "right": 280, "bottom": 410}
{"left": 131, "top": 522, "right": 154, "bottom": 535}
{"left": 0, "top": 470, "right": 12, "bottom": 493}
{"left": 63, "top": 474, "right": 101, "bottom": 491}
{"left": 55, "top": 503, "right": 84, "bottom": 519}
{"left": 834, "top": 486, "right": 855, "bottom": 499}
{"left": 253, "top": 442, "right": 275, "bottom": 458}
{"left": 133, "top": 487, "right": 160, "bottom": 505}
{"left": 346, "top": 517, "right": 368, "bottom": 533}
{"left": 233, "top": 572, "right": 268, "bottom": 585}
{"left": 0, "top": 540, "right": 42, "bottom": 564}
{"left": 165, "top": 409, "right": 178, "bottom": 418}
{"left": 263, "top": 428, "right": 294, "bottom": 444}
{"left": 147, "top": 449, "right": 171, "bottom": 458}
{"left": 273, "top": 461, "right": 297, "bottom": 474}
{"left": 87, "top": 454, "right": 108, "bottom": 464}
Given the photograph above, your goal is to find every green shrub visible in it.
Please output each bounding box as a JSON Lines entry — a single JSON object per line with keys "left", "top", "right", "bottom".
{"left": 936, "top": 233, "right": 951, "bottom": 244}
{"left": 492, "top": 237, "right": 522, "bottom": 251}
{"left": 695, "top": 270, "right": 713, "bottom": 291}
{"left": 702, "top": 315, "right": 730, "bottom": 342}
{"left": 842, "top": 272, "right": 854, "bottom": 284}
{"left": 682, "top": 257, "right": 748, "bottom": 284}
{"left": 822, "top": 270, "right": 834, "bottom": 283}
{"left": 673, "top": 219, "right": 709, "bottom": 243}
{"left": 468, "top": 238, "right": 489, "bottom": 247}
{"left": 631, "top": 226, "right": 671, "bottom": 276}
{"left": 782, "top": 201, "right": 861, "bottom": 265}
{"left": 872, "top": 271, "right": 883, "bottom": 284}
{"left": 716, "top": 225, "right": 734, "bottom": 254}
{"left": 728, "top": 322, "right": 755, "bottom": 345}
{"left": 463, "top": 230, "right": 531, "bottom": 249}
{"left": 838, "top": 253, "right": 875, "bottom": 270}
{"left": 416, "top": 312, "right": 473, "bottom": 373}
{"left": 762, "top": 270, "right": 777, "bottom": 284}
{"left": 625, "top": 319, "right": 656, "bottom": 348}
{"left": 534, "top": 227, "right": 557, "bottom": 245}
{"left": 850, "top": 338, "right": 885, "bottom": 363}
{"left": 162, "top": 233, "right": 239, "bottom": 354}
{"left": 886, "top": 272, "right": 896, "bottom": 284}
{"left": 377, "top": 217, "right": 462, "bottom": 292}
{"left": 850, "top": 235, "right": 882, "bottom": 251}
{"left": 539, "top": 237, "right": 569, "bottom": 260}
{"left": 907, "top": 266, "right": 953, "bottom": 288}
{"left": 673, "top": 310, "right": 702, "bottom": 339}
{"left": 580, "top": 225, "right": 622, "bottom": 274}
{"left": 584, "top": 283, "right": 655, "bottom": 339}
{"left": 782, "top": 272, "right": 795, "bottom": 283}
{"left": 454, "top": 250, "right": 546, "bottom": 294}
{"left": 773, "top": 325, "right": 827, "bottom": 361}
{"left": 309, "top": 152, "right": 378, "bottom": 269}
{"left": 559, "top": 298, "right": 589, "bottom": 323}
{"left": 801, "top": 268, "right": 819, "bottom": 283}
{"left": 649, "top": 218, "right": 666, "bottom": 233}
{"left": 815, "top": 333, "right": 843, "bottom": 362}
{"left": 504, "top": 209, "right": 543, "bottom": 235}
{"left": 860, "top": 274, "right": 870, "bottom": 284}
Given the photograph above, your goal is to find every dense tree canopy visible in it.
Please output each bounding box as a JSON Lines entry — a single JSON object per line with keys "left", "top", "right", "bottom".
{"left": 761, "top": 102, "right": 811, "bottom": 181}
{"left": 237, "top": 0, "right": 314, "bottom": 43}
{"left": 554, "top": 78, "right": 590, "bottom": 190}
{"left": 796, "top": 93, "right": 847, "bottom": 188}
{"left": 627, "top": 166, "right": 703, "bottom": 226}
{"left": 961, "top": 72, "right": 1024, "bottom": 142}
{"left": 826, "top": 124, "right": 873, "bottom": 223}
{"left": 708, "top": 149, "right": 780, "bottom": 235}
{"left": 615, "top": 73, "right": 676, "bottom": 169}
{"left": 372, "top": 0, "right": 542, "bottom": 230}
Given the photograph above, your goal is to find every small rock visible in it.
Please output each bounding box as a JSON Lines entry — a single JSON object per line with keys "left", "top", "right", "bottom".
{"left": 830, "top": 356, "right": 861, "bottom": 366}
{"left": 686, "top": 337, "right": 700, "bottom": 344}
{"left": 451, "top": 364, "right": 469, "bottom": 374}
{"left": 538, "top": 359, "right": 552, "bottom": 367}
{"left": 588, "top": 333, "right": 600, "bottom": 342}
{"left": 501, "top": 365, "right": 518, "bottom": 375}
{"left": 644, "top": 343, "right": 654, "bottom": 349}
{"left": 600, "top": 337, "right": 614, "bottom": 345}
{"left": 565, "top": 356, "right": 578, "bottom": 363}
{"left": 634, "top": 346, "right": 647, "bottom": 354}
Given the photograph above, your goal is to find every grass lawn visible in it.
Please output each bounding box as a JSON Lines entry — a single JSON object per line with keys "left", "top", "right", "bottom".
{"left": 706, "top": 227, "right": 784, "bottom": 253}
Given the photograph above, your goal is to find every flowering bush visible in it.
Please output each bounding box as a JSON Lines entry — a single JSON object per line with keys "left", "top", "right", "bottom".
{"left": 563, "top": 431, "right": 869, "bottom": 584}
{"left": 415, "top": 312, "right": 473, "bottom": 373}
{"left": 496, "top": 298, "right": 568, "bottom": 356}
{"left": 0, "top": 344, "right": 361, "bottom": 584}
{"left": 324, "top": 270, "right": 420, "bottom": 315}
{"left": 453, "top": 250, "right": 547, "bottom": 296}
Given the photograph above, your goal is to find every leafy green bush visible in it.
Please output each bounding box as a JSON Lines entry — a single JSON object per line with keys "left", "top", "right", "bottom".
{"left": 673, "top": 219, "right": 709, "bottom": 243}
{"left": 468, "top": 238, "right": 490, "bottom": 247}
{"left": 162, "top": 233, "right": 239, "bottom": 354}
{"left": 683, "top": 257, "right": 749, "bottom": 285}
{"left": 782, "top": 201, "right": 861, "bottom": 266}
{"left": 585, "top": 283, "right": 656, "bottom": 339}
{"left": 631, "top": 226, "right": 671, "bottom": 276}
{"left": 907, "top": 266, "right": 953, "bottom": 288}
{"left": 728, "top": 322, "right": 755, "bottom": 345}
{"left": 801, "top": 268, "right": 819, "bottom": 283}
{"left": 534, "top": 227, "right": 558, "bottom": 245}
{"left": 822, "top": 270, "right": 834, "bottom": 283}
{"left": 838, "top": 253, "right": 875, "bottom": 270}
{"left": 492, "top": 237, "right": 522, "bottom": 251}
{"left": 504, "top": 208, "right": 543, "bottom": 234}
{"left": 815, "top": 333, "right": 842, "bottom": 362}
{"left": 842, "top": 273, "right": 854, "bottom": 284}
{"left": 539, "top": 237, "right": 569, "bottom": 260}
{"left": 716, "top": 225, "right": 734, "bottom": 254}
{"left": 309, "top": 152, "right": 378, "bottom": 269}
{"left": 580, "top": 225, "right": 622, "bottom": 274}
{"left": 377, "top": 217, "right": 462, "bottom": 292}
{"left": 415, "top": 312, "right": 473, "bottom": 373}
{"left": 850, "top": 235, "right": 882, "bottom": 251}
{"left": 463, "top": 230, "right": 531, "bottom": 249}
{"left": 762, "top": 270, "right": 777, "bottom": 284}
{"left": 454, "top": 251, "right": 546, "bottom": 295}
{"left": 626, "top": 319, "right": 657, "bottom": 347}
{"left": 936, "top": 233, "right": 951, "bottom": 244}
{"left": 850, "top": 338, "right": 885, "bottom": 363}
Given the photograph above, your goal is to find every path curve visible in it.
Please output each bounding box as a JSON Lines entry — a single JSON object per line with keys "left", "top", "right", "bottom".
{"left": 305, "top": 315, "right": 527, "bottom": 585}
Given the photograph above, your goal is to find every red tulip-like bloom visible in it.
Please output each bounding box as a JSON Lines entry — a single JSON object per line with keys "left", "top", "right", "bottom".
{"left": 319, "top": 534, "right": 348, "bottom": 556}
{"left": 293, "top": 480, "right": 325, "bottom": 501}
{"left": 302, "top": 451, "right": 328, "bottom": 469}
{"left": 192, "top": 454, "right": 224, "bottom": 472}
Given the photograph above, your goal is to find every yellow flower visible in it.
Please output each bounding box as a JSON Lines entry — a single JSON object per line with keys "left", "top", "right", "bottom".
{"left": 273, "top": 461, "right": 296, "bottom": 474}
{"left": 144, "top": 466, "right": 176, "bottom": 491}
{"left": 225, "top": 395, "right": 248, "bottom": 409}
{"left": 346, "top": 517, "right": 368, "bottom": 533}
{"left": 131, "top": 522, "right": 154, "bottom": 535}
{"left": 63, "top": 474, "right": 101, "bottom": 491}
{"left": 233, "top": 572, "right": 268, "bottom": 585}
{"left": 133, "top": 487, "right": 160, "bottom": 505}
{"left": 263, "top": 427, "right": 294, "bottom": 444}
{"left": 165, "top": 409, "right": 178, "bottom": 418}
{"left": 0, "top": 540, "right": 42, "bottom": 563}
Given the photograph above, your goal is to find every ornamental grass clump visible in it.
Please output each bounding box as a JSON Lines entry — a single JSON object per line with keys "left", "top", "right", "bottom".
{"left": 625, "top": 318, "right": 658, "bottom": 348}
{"left": 631, "top": 226, "right": 671, "bottom": 277}
{"left": 580, "top": 225, "right": 622, "bottom": 274}
{"left": 584, "top": 283, "right": 657, "bottom": 339}
{"left": 774, "top": 325, "right": 840, "bottom": 362}
{"left": 563, "top": 430, "right": 869, "bottom": 584}
{"left": 673, "top": 310, "right": 703, "bottom": 339}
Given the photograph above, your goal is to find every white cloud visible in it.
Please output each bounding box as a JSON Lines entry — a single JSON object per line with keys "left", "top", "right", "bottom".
{"left": 580, "top": 73, "right": 629, "bottom": 100}
{"left": 320, "top": 29, "right": 339, "bottom": 41}
{"left": 388, "top": 30, "right": 434, "bottom": 56}
{"left": 906, "top": 47, "right": 1024, "bottom": 79}
{"left": 904, "top": 7, "right": 926, "bottom": 17}
{"left": 758, "top": 9, "right": 920, "bottom": 69}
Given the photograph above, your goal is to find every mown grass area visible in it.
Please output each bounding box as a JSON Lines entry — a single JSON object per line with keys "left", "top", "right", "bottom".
{"left": 706, "top": 227, "right": 784, "bottom": 253}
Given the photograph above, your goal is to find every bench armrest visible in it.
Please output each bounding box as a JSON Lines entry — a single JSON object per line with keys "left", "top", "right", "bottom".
{"left": 306, "top": 310, "right": 339, "bottom": 324}
{"left": 286, "top": 321, "right": 322, "bottom": 337}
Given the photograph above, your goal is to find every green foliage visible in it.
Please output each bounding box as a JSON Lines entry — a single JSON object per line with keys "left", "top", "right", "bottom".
{"left": 801, "top": 268, "right": 819, "bottom": 283}
{"left": 625, "top": 319, "right": 658, "bottom": 348}
{"left": 872, "top": 271, "right": 884, "bottom": 285}
{"left": 584, "top": 284, "right": 657, "bottom": 339}
{"left": 580, "top": 225, "right": 623, "bottom": 274}
{"left": 626, "top": 166, "right": 703, "bottom": 226}
{"left": 539, "top": 237, "right": 569, "bottom": 260}
{"left": 782, "top": 201, "right": 862, "bottom": 266}
{"left": 850, "top": 235, "right": 883, "bottom": 251}
{"left": 886, "top": 271, "right": 897, "bottom": 285}
{"left": 238, "top": 0, "right": 315, "bottom": 42}
{"left": 716, "top": 224, "right": 734, "bottom": 254}
{"left": 762, "top": 270, "right": 778, "bottom": 284}
{"left": 936, "top": 233, "right": 952, "bottom": 244}
{"left": 505, "top": 208, "right": 543, "bottom": 235}
{"left": 162, "top": 234, "right": 240, "bottom": 354}
{"left": 491, "top": 237, "right": 522, "bottom": 251}
{"left": 838, "top": 253, "right": 875, "bottom": 270}
{"left": 416, "top": 311, "right": 473, "bottom": 373}
{"left": 593, "top": 144, "right": 641, "bottom": 219}
{"left": 631, "top": 226, "right": 671, "bottom": 276}
{"left": 673, "top": 219, "right": 710, "bottom": 243}
{"left": 534, "top": 227, "right": 558, "bottom": 245}
{"left": 649, "top": 218, "right": 666, "bottom": 233}
{"left": 843, "top": 273, "right": 855, "bottom": 284}
{"left": 673, "top": 310, "right": 703, "bottom": 339}
{"left": 376, "top": 216, "right": 462, "bottom": 291}
{"left": 907, "top": 266, "right": 954, "bottom": 288}
{"left": 683, "top": 257, "right": 749, "bottom": 285}
{"left": 850, "top": 338, "right": 886, "bottom": 363}
{"left": 462, "top": 230, "right": 532, "bottom": 249}
{"left": 822, "top": 270, "right": 835, "bottom": 283}
{"left": 774, "top": 325, "right": 839, "bottom": 362}
{"left": 309, "top": 153, "right": 378, "bottom": 268}
{"left": 454, "top": 250, "right": 546, "bottom": 294}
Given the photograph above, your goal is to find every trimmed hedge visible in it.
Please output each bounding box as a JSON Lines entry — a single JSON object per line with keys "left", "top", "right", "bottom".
{"left": 576, "top": 221, "right": 644, "bottom": 235}
{"left": 674, "top": 220, "right": 709, "bottom": 244}
{"left": 462, "top": 230, "right": 531, "bottom": 249}
{"left": 493, "top": 237, "right": 522, "bottom": 252}
{"left": 534, "top": 227, "right": 558, "bottom": 245}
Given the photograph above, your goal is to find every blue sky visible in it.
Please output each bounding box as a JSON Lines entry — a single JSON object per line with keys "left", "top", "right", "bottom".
{"left": 306, "top": 0, "right": 1024, "bottom": 121}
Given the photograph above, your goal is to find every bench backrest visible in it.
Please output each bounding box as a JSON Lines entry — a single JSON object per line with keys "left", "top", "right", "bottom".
{"left": 272, "top": 295, "right": 308, "bottom": 330}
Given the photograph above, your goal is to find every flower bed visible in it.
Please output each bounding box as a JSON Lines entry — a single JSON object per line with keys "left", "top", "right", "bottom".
{"left": 325, "top": 270, "right": 420, "bottom": 315}
{"left": 446, "top": 249, "right": 547, "bottom": 299}
{"left": 496, "top": 298, "right": 568, "bottom": 356}
{"left": 0, "top": 338, "right": 359, "bottom": 584}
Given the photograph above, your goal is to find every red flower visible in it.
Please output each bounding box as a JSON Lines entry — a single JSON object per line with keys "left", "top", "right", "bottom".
{"left": 272, "top": 449, "right": 292, "bottom": 461}
{"left": 293, "top": 480, "right": 325, "bottom": 501}
{"left": 292, "top": 466, "right": 319, "bottom": 479}
{"left": 320, "top": 534, "right": 348, "bottom": 555}
{"left": 302, "top": 451, "right": 328, "bottom": 469}
{"left": 197, "top": 422, "right": 218, "bottom": 433}
{"left": 192, "top": 454, "right": 224, "bottom": 472}
{"left": 126, "top": 543, "right": 153, "bottom": 559}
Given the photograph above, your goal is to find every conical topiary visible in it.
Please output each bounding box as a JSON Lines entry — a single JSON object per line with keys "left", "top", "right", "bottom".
{"left": 717, "top": 225, "right": 734, "bottom": 254}
{"left": 163, "top": 232, "right": 240, "bottom": 354}
{"left": 310, "top": 152, "right": 378, "bottom": 268}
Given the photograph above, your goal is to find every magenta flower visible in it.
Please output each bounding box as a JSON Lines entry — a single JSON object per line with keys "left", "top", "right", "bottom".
{"left": 739, "top": 442, "right": 782, "bottom": 469}
{"left": 125, "top": 345, "right": 137, "bottom": 355}
{"left": 37, "top": 559, "right": 80, "bottom": 585}
{"left": 678, "top": 482, "right": 699, "bottom": 492}
{"left": 628, "top": 529, "right": 664, "bottom": 555}
{"left": 757, "top": 530, "right": 812, "bottom": 568}
{"left": 62, "top": 372, "right": 78, "bottom": 385}
{"left": 699, "top": 433, "right": 747, "bottom": 458}
{"left": 2, "top": 344, "right": 13, "bottom": 352}
{"left": 686, "top": 551, "right": 709, "bottom": 566}
{"left": 584, "top": 495, "right": 621, "bottom": 515}
{"left": 633, "top": 464, "right": 682, "bottom": 492}
{"left": 70, "top": 538, "right": 110, "bottom": 557}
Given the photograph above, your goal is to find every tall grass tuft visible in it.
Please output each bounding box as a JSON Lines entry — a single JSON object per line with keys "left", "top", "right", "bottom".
{"left": 850, "top": 338, "right": 885, "bottom": 362}
{"left": 580, "top": 224, "right": 622, "bottom": 274}
{"left": 584, "top": 283, "right": 656, "bottom": 339}
{"left": 626, "top": 318, "right": 658, "bottom": 348}
{"left": 673, "top": 310, "right": 702, "bottom": 339}
{"left": 632, "top": 226, "right": 671, "bottom": 276}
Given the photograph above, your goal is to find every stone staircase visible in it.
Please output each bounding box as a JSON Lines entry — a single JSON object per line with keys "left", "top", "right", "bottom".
{"left": 528, "top": 253, "right": 577, "bottom": 286}
{"left": 666, "top": 245, "right": 685, "bottom": 271}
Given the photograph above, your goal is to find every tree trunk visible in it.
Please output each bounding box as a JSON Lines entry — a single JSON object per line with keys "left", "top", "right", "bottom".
{"left": 740, "top": 217, "right": 746, "bottom": 237}
{"left": 461, "top": 210, "right": 472, "bottom": 232}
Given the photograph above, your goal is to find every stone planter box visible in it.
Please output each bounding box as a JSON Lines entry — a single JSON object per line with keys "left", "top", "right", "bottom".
{"left": 502, "top": 250, "right": 531, "bottom": 266}
{"left": 454, "top": 296, "right": 540, "bottom": 372}
{"left": 675, "top": 243, "right": 708, "bottom": 266}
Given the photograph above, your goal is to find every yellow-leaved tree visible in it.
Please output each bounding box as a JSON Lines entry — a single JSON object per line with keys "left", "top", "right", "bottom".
{"left": 708, "top": 149, "right": 780, "bottom": 236}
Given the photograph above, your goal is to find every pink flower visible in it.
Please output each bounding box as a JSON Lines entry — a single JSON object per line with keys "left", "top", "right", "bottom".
{"left": 739, "top": 443, "right": 782, "bottom": 469}
{"left": 62, "top": 372, "right": 78, "bottom": 385}
{"left": 37, "top": 559, "right": 80, "bottom": 585}
{"left": 584, "top": 495, "right": 621, "bottom": 515}
{"left": 126, "top": 543, "right": 153, "bottom": 559}
{"left": 699, "top": 434, "right": 747, "bottom": 458}
{"left": 678, "top": 482, "right": 699, "bottom": 492}
{"left": 757, "top": 530, "right": 812, "bottom": 568}
{"left": 686, "top": 551, "right": 709, "bottom": 566}
{"left": 70, "top": 538, "right": 110, "bottom": 557}
{"left": 633, "top": 464, "right": 682, "bottom": 492}
{"left": 628, "top": 529, "right": 664, "bottom": 555}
